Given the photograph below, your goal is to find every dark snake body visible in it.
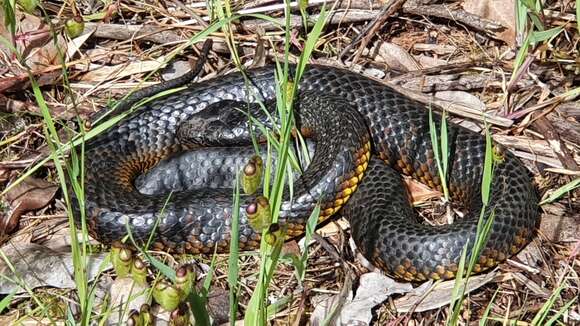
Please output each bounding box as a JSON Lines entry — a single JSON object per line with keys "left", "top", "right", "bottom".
{"left": 79, "top": 65, "right": 539, "bottom": 281}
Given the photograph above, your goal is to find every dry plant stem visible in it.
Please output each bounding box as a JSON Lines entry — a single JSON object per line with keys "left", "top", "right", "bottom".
{"left": 507, "top": 55, "right": 535, "bottom": 93}
{"left": 0, "top": 94, "right": 84, "bottom": 120}
{"left": 0, "top": 94, "right": 38, "bottom": 114}
{"left": 84, "top": 23, "right": 230, "bottom": 53}
{"left": 0, "top": 157, "right": 54, "bottom": 169}
{"left": 493, "top": 135, "right": 580, "bottom": 166}
{"left": 546, "top": 112, "right": 580, "bottom": 146}
{"left": 0, "top": 70, "right": 62, "bottom": 93}
{"left": 290, "top": 293, "right": 309, "bottom": 326}
{"left": 532, "top": 115, "right": 579, "bottom": 170}
{"left": 243, "top": 9, "right": 381, "bottom": 31}
{"left": 312, "top": 232, "right": 345, "bottom": 264}
{"left": 508, "top": 90, "right": 580, "bottom": 120}
{"left": 84, "top": 23, "right": 184, "bottom": 44}
{"left": 339, "top": 0, "right": 407, "bottom": 62}
{"left": 169, "top": 0, "right": 208, "bottom": 28}
{"left": 386, "top": 61, "right": 487, "bottom": 83}
{"left": 395, "top": 74, "right": 534, "bottom": 93}
{"left": 402, "top": 0, "right": 504, "bottom": 34}
{"left": 387, "top": 84, "right": 514, "bottom": 127}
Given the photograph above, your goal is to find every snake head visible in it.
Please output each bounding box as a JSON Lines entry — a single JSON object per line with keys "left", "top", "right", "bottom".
{"left": 177, "top": 100, "right": 256, "bottom": 147}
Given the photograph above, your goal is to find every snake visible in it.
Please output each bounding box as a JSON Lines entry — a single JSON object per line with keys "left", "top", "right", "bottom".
{"left": 76, "top": 64, "right": 539, "bottom": 281}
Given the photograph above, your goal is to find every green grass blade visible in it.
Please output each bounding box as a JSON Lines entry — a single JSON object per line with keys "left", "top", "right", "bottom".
{"left": 532, "top": 281, "right": 566, "bottom": 325}
{"left": 481, "top": 123, "right": 493, "bottom": 205}
{"left": 244, "top": 2, "right": 330, "bottom": 324}
{"left": 540, "top": 177, "right": 580, "bottom": 205}
{"left": 187, "top": 293, "right": 212, "bottom": 326}
{"left": 29, "top": 74, "right": 94, "bottom": 324}
{"left": 294, "top": 3, "right": 328, "bottom": 82}
{"left": 545, "top": 295, "right": 577, "bottom": 325}
{"left": 298, "top": 204, "right": 321, "bottom": 281}
{"left": 428, "top": 107, "right": 449, "bottom": 200}
{"left": 228, "top": 172, "right": 242, "bottom": 325}
{"left": 448, "top": 243, "right": 469, "bottom": 325}
{"left": 0, "top": 290, "right": 15, "bottom": 314}
{"left": 448, "top": 117, "right": 497, "bottom": 325}
{"left": 515, "top": 0, "right": 528, "bottom": 40}
{"left": 440, "top": 109, "right": 449, "bottom": 184}
{"left": 479, "top": 288, "right": 499, "bottom": 326}
{"left": 510, "top": 29, "right": 532, "bottom": 82}
{"left": 2, "top": 0, "right": 16, "bottom": 38}
{"left": 530, "top": 26, "right": 564, "bottom": 44}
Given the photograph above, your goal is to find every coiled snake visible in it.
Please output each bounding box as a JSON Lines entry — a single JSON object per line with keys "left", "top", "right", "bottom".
{"left": 76, "top": 64, "right": 539, "bottom": 281}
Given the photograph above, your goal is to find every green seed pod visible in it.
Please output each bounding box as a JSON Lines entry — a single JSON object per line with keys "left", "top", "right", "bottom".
{"left": 126, "top": 309, "right": 141, "bottom": 326}
{"left": 17, "top": 0, "right": 39, "bottom": 13}
{"left": 140, "top": 304, "right": 152, "bottom": 326}
{"left": 175, "top": 264, "right": 195, "bottom": 300}
{"left": 169, "top": 303, "right": 190, "bottom": 326}
{"left": 241, "top": 155, "right": 263, "bottom": 195}
{"left": 152, "top": 279, "right": 181, "bottom": 311}
{"left": 111, "top": 241, "right": 133, "bottom": 278}
{"left": 245, "top": 196, "right": 271, "bottom": 231}
{"left": 65, "top": 16, "right": 85, "bottom": 38}
{"left": 265, "top": 223, "right": 282, "bottom": 246}
{"left": 131, "top": 257, "right": 148, "bottom": 286}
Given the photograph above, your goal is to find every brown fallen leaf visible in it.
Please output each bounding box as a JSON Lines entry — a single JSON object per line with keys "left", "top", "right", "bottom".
{"left": 108, "top": 277, "right": 150, "bottom": 325}
{"left": 0, "top": 243, "right": 109, "bottom": 294}
{"left": 310, "top": 272, "right": 413, "bottom": 325}
{"left": 0, "top": 11, "right": 66, "bottom": 70}
{"left": 281, "top": 239, "right": 301, "bottom": 257}
{"left": 206, "top": 287, "right": 231, "bottom": 324}
{"left": 405, "top": 178, "right": 442, "bottom": 204}
{"left": 463, "top": 0, "right": 516, "bottom": 46}
{"left": 2, "top": 177, "right": 58, "bottom": 236}
{"left": 394, "top": 271, "right": 497, "bottom": 313}
{"left": 539, "top": 212, "right": 580, "bottom": 243}
{"left": 374, "top": 41, "right": 421, "bottom": 72}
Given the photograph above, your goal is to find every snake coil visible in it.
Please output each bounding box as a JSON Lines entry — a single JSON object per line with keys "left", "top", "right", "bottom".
{"left": 76, "top": 64, "right": 539, "bottom": 281}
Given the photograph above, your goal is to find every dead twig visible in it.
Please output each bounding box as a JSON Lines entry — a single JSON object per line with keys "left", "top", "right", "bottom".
{"left": 402, "top": 0, "right": 504, "bottom": 35}
{"left": 242, "top": 9, "right": 381, "bottom": 31}
{"left": 532, "top": 115, "right": 579, "bottom": 170}
{"left": 339, "top": 0, "right": 407, "bottom": 63}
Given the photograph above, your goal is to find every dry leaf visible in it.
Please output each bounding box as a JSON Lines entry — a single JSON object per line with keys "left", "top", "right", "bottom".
{"left": 310, "top": 272, "right": 353, "bottom": 326}
{"left": 394, "top": 271, "right": 497, "bottom": 312}
{"left": 375, "top": 42, "right": 421, "bottom": 72}
{"left": 2, "top": 177, "right": 58, "bottom": 235}
{"left": 515, "top": 239, "right": 544, "bottom": 270}
{"left": 538, "top": 212, "right": 580, "bottom": 243}
{"left": 161, "top": 61, "right": 193, "bottom": 81}
{"left": 435, "top": 90, "right": 487, "bottom": 113}
{"left": 75, "top": 57, "right": 168, "bottom": 82}
{"left": 0, "top": 243, "right": 109, "bottom": 294}
{"left": 337, "top": 272, "right": 413, "bottom": 324}
{"left": 405, "top": 178, "right": 442, "bottom": 204}
{"left": 206, "top": 287, "right": 231, "bottom": 324}
{"left": 463, "top": 0, "right": 516, "bottom": 46}
{"left": 108, "top": 277, "right": 150, "bottom": 325}
{"left": 0, "top": 11, "right": 66, "bottom": 70}
{"left": 311, "top": 272, "right": 413, "bottom": 325}
{"left": 281, "top": 239, "right": 301, "bottom": 257}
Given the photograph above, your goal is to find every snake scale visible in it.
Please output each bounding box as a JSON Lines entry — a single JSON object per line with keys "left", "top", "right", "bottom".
{"left": 76, "top": 64, "right": 539, "bottom": 281}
